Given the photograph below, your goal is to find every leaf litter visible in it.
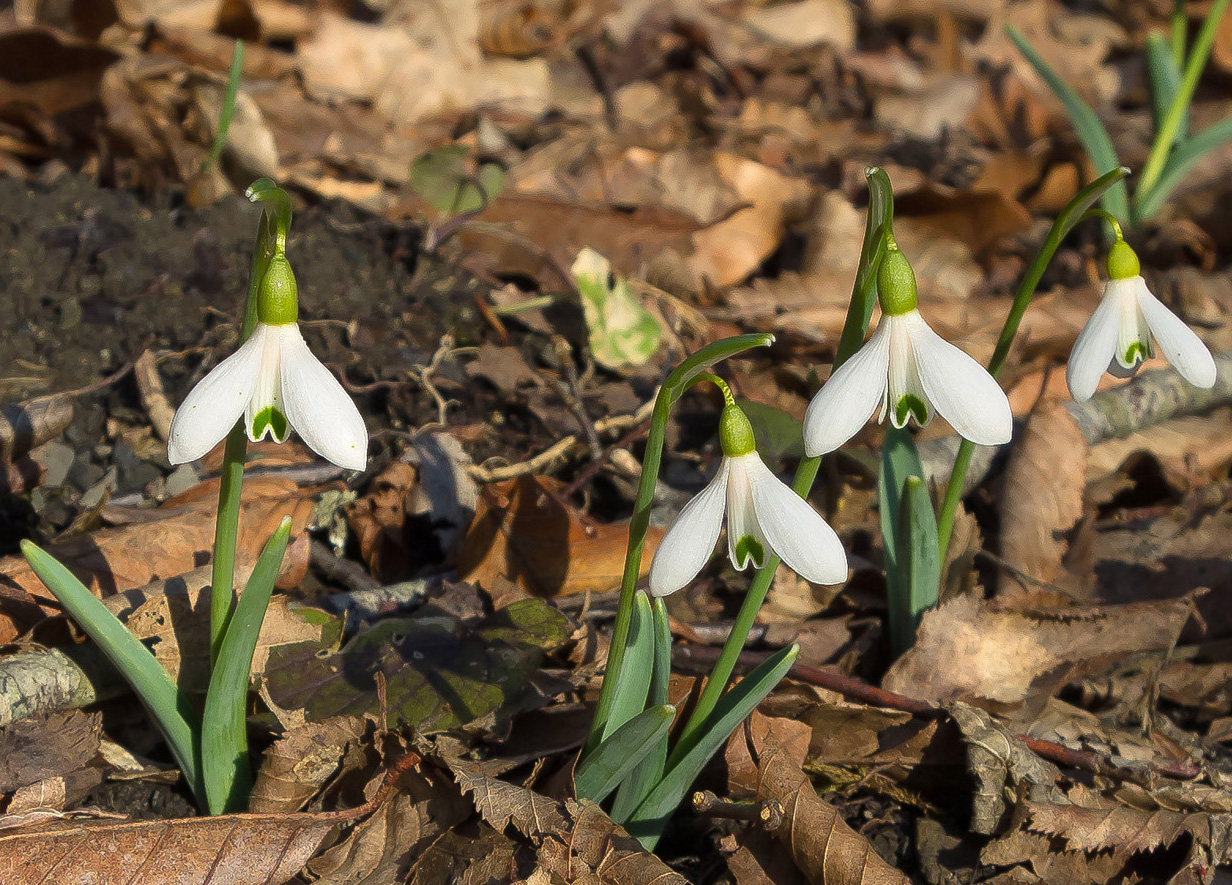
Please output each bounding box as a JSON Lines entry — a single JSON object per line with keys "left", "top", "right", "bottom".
{"left": 4, "top": 0, "right": 1232, "bottom": 881}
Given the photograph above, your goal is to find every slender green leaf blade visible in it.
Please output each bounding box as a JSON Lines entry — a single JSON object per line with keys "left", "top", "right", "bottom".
{"left": 1145, "top": 32, "right": 1187, "bottom": 141}
{"left": 575, "top": 705, "right": 674, "bottom": 803}
{"left": 601, "top": 590, "right": 655, "bottom": 743}
{"left": 626, "top": 644, "right": 799, "bottom": 849}
{"left": 1006, "top": 24, "right": 1130, "bottom": 222}
{"left": 1136, "top": 115, "right": 1232, "bottom": 219}
{"left": 889, "top": 476, "right": 940, "bottom": 656}
{"left": 203, "top": 39, "right": 245, "bottom": 171}
{"left": 878, "top": 426, "right": 926, "bottom": 578}
{"left": 610, "top": 597, "right": 673, "bottom": 822}
{"left": 203, "top": 516, "right": 291, "bottom": 814}
{"left": 20, "top": 541, "right": 203, "bottom": 804}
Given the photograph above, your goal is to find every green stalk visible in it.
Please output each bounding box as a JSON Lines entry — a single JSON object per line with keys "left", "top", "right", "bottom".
{"left": 203, "top": 40, "right": 244, "bottom": 173}
{"left": 583, "top": 333, "right": 774, "bottom": 756}
{"left": 1137, "top": 0, "right": 1230, "bottom": 201}
{"left": 668, "top": 166, "right": 897, "bottom": 764}
{"left": 1172, "top": 0, "right": 1187, "bottom": 67}
{"left": 936, "top": 167, "right": 1129, "bottom": 554}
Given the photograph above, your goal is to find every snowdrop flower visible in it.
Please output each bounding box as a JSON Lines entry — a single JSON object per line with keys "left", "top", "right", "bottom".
{"left": 649, "top": 400, "right": 847, "bottom": 597}
{"left": 803, "top": 246, "right": 1013, "bottom": 457}
{"left": 167, "top": 255, "right": 368, "bottom": 470}
{"left": 1066, "top": 239, "right": 1216, "bottom": 402}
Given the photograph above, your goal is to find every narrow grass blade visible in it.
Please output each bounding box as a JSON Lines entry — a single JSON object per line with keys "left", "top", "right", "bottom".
{"left": 626, "top": 644, "right": 799, "bottom": 850}
{"left": 203, "top": 40, "right": 244, "bottom": 172}
{"left": 1006, "top": 24, "right": 1130, "bottom": 223}
{"left": 202, "top": 516, "right": 291, "bottom": 814}
{"left": 1135, "top": 116, "right": 1232, "bottom": 220}
{"left": 610, "top": 597, "right": 673, "bottom": 822}
{"left": 20, "top": 540, "right": 203, "bottom": 805}
{"left": 575, "top": 705, "right": 674, "bottom": 804}
{"left": 1145, "top": 32, "right": 1186, "bottom": 141}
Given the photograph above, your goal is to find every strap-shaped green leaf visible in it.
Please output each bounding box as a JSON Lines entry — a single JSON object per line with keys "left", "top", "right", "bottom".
{"left": 1145, "top": 32, "right": 1187, "bottom": 142}
{"left": 202, "top": 516, "right": 291, "bottom": 814}
{"left": 1135, "top": 115, "right": 1232, "bottom": 220}
{"left": 21, "top": 541, "right": 203, "bottom": 805}
{"left": 574, "top": 704, "right": 674, "bottom": 804}
{"left": 599, "top": 590, "right": 655, "bottom": 744}
{"left": 1006, "top": 24, "right": 1130, "bottom": 224}
{"left": 626, "top": 644, "right": 799, "bottom": 849}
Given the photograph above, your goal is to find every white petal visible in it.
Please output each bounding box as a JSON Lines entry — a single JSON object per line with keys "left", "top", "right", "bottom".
{"left": 745, "top": 456, "right": 848, "bottom": 585}
{"left": 649, "top": 459, "right": 731, "bottom": 597}
{"left": 245, "top": 323, "right": 290, "bottom": 443}
{"left": 1066, "top": 283, "right": 1124, "bottom": 401}
{"left": 1135, "top": 279, "right": 1218, "bottom": 389}
{"left": 803, "top": 322, "right": 892, "bottom": 456}
{"left": 907, "top": 311, "right": 1013, "bottom": 446}
{"left": 277, "top": 324, "right": 369, "bottom": 470}
{"left": 724, "top": 455, "right": 768, "bottom": 571}
{"left": 166, "top": 329, "right": 265, "bottom": 464}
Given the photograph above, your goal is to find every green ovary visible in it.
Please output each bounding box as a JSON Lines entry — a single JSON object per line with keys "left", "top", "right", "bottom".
{"left": 1123, "top": 341, "right": 1147, "bottom": 366}
{"left": 734, "top": 535, "right": 765, "bottom": 569}
{"left": 895, "top": 393, "right": 929, "bottom": 426}
{"left": 251, "top": 406, "right": 288, "bottom": 441}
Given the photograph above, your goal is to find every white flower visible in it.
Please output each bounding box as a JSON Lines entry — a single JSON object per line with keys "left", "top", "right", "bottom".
{"left": 803, "top": 308, "right": 1013, "bottom": 457}
{"left": 648, "top": 450, "right": 848, "bottom": 598}
{"left": 167, "top": 321, "right": 368, "bottom": 470}
{"left": 1066, "top": 274, "right": 1217, "bottom": 402}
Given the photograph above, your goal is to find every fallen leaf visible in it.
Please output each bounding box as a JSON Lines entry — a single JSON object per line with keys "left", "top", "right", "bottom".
{"left": 883, "top": 594, "right": 1199, "bottom": 719}
{"left": 536, "top": 799, "right": 691, "bottom": 884}
{"left": 453, "top": 763, "right": 567, "bottom": 837}
{"left": 0, "top": 711, "right": 100, "bottom": 794}
{"left": 248, "top": 716, "right": 370, "bottom": 814}
{"left": 999, "top": 401, "right": 1089, "bottom": 592}
{"left": 458, "top": 475, "right": 661, "bottom": 598}
{"left": 572, "top": 247, "right": 663, "bottom": 369}
{"left": 262, "top": 598, "right": 570, "bottom": 731}
{"left": 754, "top": 739, "right": 911, "bottom": 884}
{"left": 345, "top": 461, "right": 420, "bottom": 583}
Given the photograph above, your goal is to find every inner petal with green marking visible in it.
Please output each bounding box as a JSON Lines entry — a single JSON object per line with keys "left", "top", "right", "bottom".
{"left": 1122, "top": 340, "right": 1147, "bottom": 367}
{"left": 734, "top": 534, "right": 765, "bottom": 569}
{"left": 251, "top": 406, "right": 288, "bottom": 442}
{"left": 894, "top": 393, "right": 929, "bottom": 427}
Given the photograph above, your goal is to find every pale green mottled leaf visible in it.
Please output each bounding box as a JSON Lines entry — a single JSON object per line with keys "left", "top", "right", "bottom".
{"left": 572, "top": 247, "right": 662, "bottom": 368}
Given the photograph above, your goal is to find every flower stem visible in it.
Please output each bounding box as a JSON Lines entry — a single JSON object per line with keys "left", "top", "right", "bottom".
{"left": 936, "top": 167, "right": 1129, "bottom": 555}
{"left": 209, "top": 427, "right": 248, "bottom": 663}
{"left": 583, "top": 334, "right": 774, "bottom": 756}
{"left": 1137, "top": 0, "right": 1230, "bottom": 202}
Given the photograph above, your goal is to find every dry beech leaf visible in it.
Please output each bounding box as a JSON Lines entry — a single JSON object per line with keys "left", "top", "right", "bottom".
{"left": 0, "top": 807, "right": 351, "bottom": 884}
{"left": 999, "top": 401, "right": 1089, "bottom": 592}
{"left": 345, "top": 460, "right": 419, "bottom": 583}
{"left": 248, "top": 716, "right": 370, "bottom": 814}
{"left": 883, "top": 594, "right": 1200, "bottom": 719}
{"left": 536, "top": 800, "right": 691, "bottom": 885}
{"left": 755, "top": 740, "right": 910, "bottom": 884}
{"left": 0, "top": 711, "right": 100, "bottom": 794}
{"left": 452, "top": 763, "right": 567, "bottom": 837}
{"left": 458, "top": 475, "right": 661, "bottom": 597}
{"left": 726, "top": 711, "right": 811, "bottom": 797}
{"left": 0, "top": 478, "right": 316, "bottom": 641}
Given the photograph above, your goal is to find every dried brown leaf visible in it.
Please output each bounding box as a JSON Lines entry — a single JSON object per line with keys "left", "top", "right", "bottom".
{"left": 1025, "top": 799, "right": 1232, "bottom": 862}
{"left": 754, "top": 740, "right": 910, "bottom": 884}
{"left": 452, "top": 763, "right": 567, "bottom": 838}
{"left": 0, "top": 711, "right": 100, "bottom": 793}
{"left": 248, "top": 716, "right": 369, "bottom": 814}
{"left": 536, "top": 799, "right": 691, "bottom": 885}
{"left": 458, "top": 475, "right": 660, "bottom": 597}
{"left": 883, "top": 594, "right": 1199, "bottom": 719}
{"left": 345, "top": 461, "right": 419, "bottom": 583}
{"left": 999, "top": 401, "right": 1089, "bottom": 591}
{"left": 0, "top": 809, "right": 343, "bottom": 884}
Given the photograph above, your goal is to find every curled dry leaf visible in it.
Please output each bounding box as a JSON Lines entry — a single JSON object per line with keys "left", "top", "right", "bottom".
{"left": 248, "top": 716, "right": 370, "bottom": 814}
{"left": 755, "top": 739, "right": 910, "bottom": 884}
{"left": 345, "top": 460, "right": 419, "bottom": 583}
{"left": 0, "top": 710, "right": 100, "bottom": 794}
{"left": 883, "top": 594, "right": 1200, "bottom": 720}
{"left": 459, "top": 475, "right": 661, "bottom": 598}
{"left": 999, "top": 400, "right": 1089, "bottom": 593}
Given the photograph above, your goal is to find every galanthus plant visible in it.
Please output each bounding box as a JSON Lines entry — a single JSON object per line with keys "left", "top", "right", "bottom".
{"left": 649, "top": 378, "right": 847, "bottom": 597}
{"left": 20, "top": 180, "right": 366, "bottom": 815}
{"left": 1067, "top": 234, "right": 1216, "bottom": 402}
{"left": 574, "top": 164, "right": 1197, "bottom": 847}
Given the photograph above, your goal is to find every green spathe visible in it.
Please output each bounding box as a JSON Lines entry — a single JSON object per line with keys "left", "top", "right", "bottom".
{"left": 256, "top": 255, "right": 299, "bottom": 325}
{"left": 718, "top": 404, "right": 756, "bottom": 457}
{"left": 877, "top": 248, "right": 918, "bottom": 316}
{"left": 1107, "top": 239, "right": 1141, "bottom": 280}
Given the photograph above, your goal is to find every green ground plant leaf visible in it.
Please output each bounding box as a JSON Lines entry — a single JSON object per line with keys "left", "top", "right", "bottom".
{"left": 574, "top": 705, "right": 674, "bottom": 803}
{"left": 410, "top": 145, "right": 506, "bottom": 216}
{"left": 572, "top": 247, "right": 662, "bottom": 368}
{"left": 262, "top": 599, "right": 569, "bottom": 730}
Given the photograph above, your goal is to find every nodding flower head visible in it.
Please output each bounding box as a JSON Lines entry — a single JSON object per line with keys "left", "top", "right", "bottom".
{"left": 804, "top": 246, "right": 1013, "bottom": 456}
{"left": 167, "top": 255, "right": 369, "bottom": 470}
